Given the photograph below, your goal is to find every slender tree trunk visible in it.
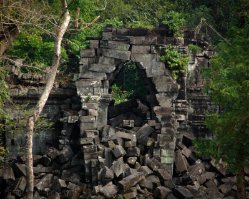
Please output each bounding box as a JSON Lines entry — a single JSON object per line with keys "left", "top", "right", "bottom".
{"left": 236, "top": 167, "right": 246, "bottom": 199}
{"left": 25, "top": 1, "right": 70, "bottom": 198}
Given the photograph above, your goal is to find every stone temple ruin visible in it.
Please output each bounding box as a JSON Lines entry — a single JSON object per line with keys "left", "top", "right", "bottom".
{"left": 2, "top": 26, "right": 234, "bottom": 199}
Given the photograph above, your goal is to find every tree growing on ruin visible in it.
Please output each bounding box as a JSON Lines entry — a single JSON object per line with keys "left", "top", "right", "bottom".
{"left": 195, "top": 26, "right": 249, "bottom": 199}
{"left": 24, "top": 1, "right": 70, "bottom": 198}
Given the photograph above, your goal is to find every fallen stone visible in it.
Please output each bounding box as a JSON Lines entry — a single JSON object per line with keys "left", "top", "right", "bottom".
{"left": 139, "top": 174, "right": 161, "bottom": 191}
{"left": 13, "top": 163, "right": 26, "bottom": 177}
{"left": 124, "top": 141, "right": 136, "bottom": 148}
{"left": 146, "top": 157, "right": 162, "bottom": 171}
{"left": 123, "top": 120, "right": 135, "bottom": 128}
{"left": 138, "top": 166, "right": 153, "bottom": 177}
{"left": 154, "top": 186, "right": 171, "bottom": 199}
{"left": 136, "top": 124, "right": 154, "bottom": 145}
{"left": 48, "top": 192, "right": 60, "bottom": 199}
{"left": 189, "top": 162, "right": 205, "bottom": 182}
{"left": 100, "top": 182, "right": 118, "bottom": 198}
{"left": 174, "top": 186, "right": 194, "bottom": 199}
{"left": 119, "top": 172, "right": 144, "bottom": 191}
{"left": 110, "top": 158, "right": 125, "bottom": 178}
{"left": 127, "top": 157, "right": 137, "bottom": 166}
{"left": 116, "top": 131, "right": 137, "bottom": 142}
{"left": 123, "top": 188, "right": 137, "bottom": 199}
{"left": 101, "top": 166, "right": 114, "bottom": 180}
{"left": 57, "top": 146, "right": 74, "bottom": 164}
{"left": 13, "top": 177, "right": 26, "bottom": 197}
{"left": 40, "top": 155, "right": 52, "bottom": 166}
{"left": 126, "top": 147, "right": 140, "bottom": 157}
{"left": 3, "top": 166, "right": 15, "bottom": 182}
{"left": 175, "top": 150, "right": 189, "bottom": 173}
{"left": 112, "top": 145, "right": 126, "bottom": 158}
{"left": 35, "top": 174, "right": 53, "bottom": 191}
{"left": 33, "top": 164, "right": 53, "bottom": 174}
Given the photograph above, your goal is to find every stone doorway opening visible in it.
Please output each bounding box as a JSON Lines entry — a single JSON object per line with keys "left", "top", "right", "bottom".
{"left": 108, "top": 60, "right": 158, "bottom": 128}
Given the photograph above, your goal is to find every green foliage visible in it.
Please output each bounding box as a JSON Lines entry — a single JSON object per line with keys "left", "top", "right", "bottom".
{"left": 7, "top": 31, "right": 67, "bottom": 67}
{"left": 160, "top": 45, "right": 189, "bottom": 79}
{"left": 162, "top": 11, "right": 186, "bottom": 36}
{"left": 188, "top": 44, "right": 202, "bottom": 55}
{"left": 111, "top": 84, "right": 134, "bottom": 105}
{"left": 111, "top": 61, "right": 147, "bottom": 105}
{"left": 195, "top": 25, "right": 249, "bottom": 172}
{"left": 67, "top": 18, "right": 123, "bottom": 55}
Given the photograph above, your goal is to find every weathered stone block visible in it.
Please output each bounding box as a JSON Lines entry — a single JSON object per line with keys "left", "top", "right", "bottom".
{"left": 79, "top": 71, "right": 107, "bottom": 80}
{"left": 174, "top": 186, "right": 194, "bottom": 199}
{"left": 112, "top": 145, "right": 126, "bottom": 158}
{"left": 103, "top": 49, "right": 131, "bottom": 60}
{"left": 3, "top": 167, "right": 15, "bottom": 182}
{"left": 130, "top": 36, "right": 157, "bottom": 45}
{"left": 154, "top": 186, "right": 171, "bottom": 199}
{"left": 100, "top": 182, "right": 118, "bottom": 198}
{"left": 90, "top": 40, "right": 99, "bottom": 48}
{"left": 118, "top": 172, "right": 144, "bottom": 191}
{"left": 13, "top": 163, "right": 26, "bottom": 177}
{"left": 13, "top": 177, "right": 26, "bottom": 197}
{"left": 80, "top": 137, "right": 94, "bottom": 145}
{"left": 137, "top": 166, "right": 153, "bottom": 177}
{"left": 127, "top": 157, "right": 137, "bottom": 166}
{"left": 126, "top": 147, "right": 140, "bottom": 157}
{"left": 123, "top": 187, "right": 137, "bottom": 199}
{"left": 107, "top": 41, "right": 130, "bottom": 51}
{"left": 152, "top": 76, "right": 179, "bottom": 93}
{"left": 124, "top": 140, "right": 136, "bottom": 148}
{"left": 116, "top": 131, "right": 137, "bottom": 142}
{"left": 110, "top": 158, "right": 125, "bottom": 178}
{"left": 89, "top": 64, "right": 116, "bottom": 73}
{"left": 98, "top": 56, "right": 115, "bottom": 65}
{"left": 123, "top": 120, "right": 135, "bottom": 128}
{"left": 139, "top": 175, "right": 160, "bottom": 191}
{"left": 136, "top": 124, "right": 154, "bottom": 145}
{"left": 131, "top": 45, "right": 151, "bottom": 53}
{"left": 175, "top": 150, "right": 189, "bottom": 173}
{"left": 35, "top": 174, "right": 53, "bottom": 191}
{"left": 80, "top": 49, "right": 96, "bottom": 58}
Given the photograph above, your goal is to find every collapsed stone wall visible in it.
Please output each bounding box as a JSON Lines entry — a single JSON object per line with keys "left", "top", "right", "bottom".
{"left": 0, "top": 27, "right": 219, "bottom": 199}
{"left": 75, "top": 26, "right": 211, "bottom": 185}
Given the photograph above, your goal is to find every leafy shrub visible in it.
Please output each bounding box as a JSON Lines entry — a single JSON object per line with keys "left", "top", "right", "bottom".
{"left": 188, "top": 44, "right": 202, "bottom": 55}
{"left": 160, "top": 45, "right": 189, "bottom": 79}
{"left": 111, "top": 84, "right": 134, "bottom": 105}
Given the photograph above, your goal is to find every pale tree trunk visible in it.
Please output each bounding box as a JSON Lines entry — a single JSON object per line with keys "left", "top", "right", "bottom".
{"left": 25, "top": 1, "right": 70, "bottom": 198}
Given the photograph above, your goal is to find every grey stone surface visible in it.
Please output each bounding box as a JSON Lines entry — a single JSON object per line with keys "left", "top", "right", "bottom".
{"left": 89, "top": 63, "right": 116, "bottom": 73}
{"left": 103, "top": 49, "right": 131, "bottom": 60}
{"left": 131, "top": 45, "right": 151, "bottom": 53}
{"left": 107, "top": 41, "right": 130, "bottom": 51}
{"left": 119, "top": 172, "right": 144, "bottom": 191}
{"left": 80, "top": 49, "right": 96, "bottom": 57}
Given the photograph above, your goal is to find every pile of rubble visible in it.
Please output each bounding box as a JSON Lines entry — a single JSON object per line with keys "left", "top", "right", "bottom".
{"left": 1, "top": 108, "right": 248, "bottom": 199}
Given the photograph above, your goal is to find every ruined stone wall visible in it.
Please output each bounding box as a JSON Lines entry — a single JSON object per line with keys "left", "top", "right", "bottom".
{"left": 1, "top": 27, "right": 216, "bottom": 199}
{"left": 75, "top": 26, "right": 211, "bottom": 184}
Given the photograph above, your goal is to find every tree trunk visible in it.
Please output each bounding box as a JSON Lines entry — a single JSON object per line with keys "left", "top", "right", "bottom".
{"left": 236, "top": 167, "right": 246, "bottom": 199}
{"left": 25, "top": 1, "right": 70, "bottom": 198}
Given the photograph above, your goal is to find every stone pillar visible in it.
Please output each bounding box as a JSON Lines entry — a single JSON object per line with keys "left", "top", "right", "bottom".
{"left": 97, "top": 94, "right": 112, "bottom": 129}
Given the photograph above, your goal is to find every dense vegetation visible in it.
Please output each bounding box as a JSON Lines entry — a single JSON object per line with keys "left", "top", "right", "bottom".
{"left": 0, "top": 0, "right": 249, "bottom": 197}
